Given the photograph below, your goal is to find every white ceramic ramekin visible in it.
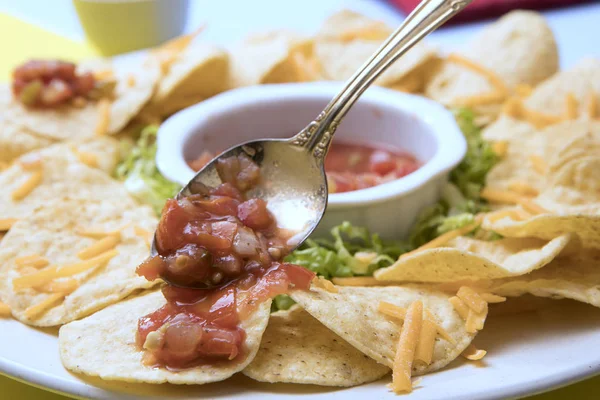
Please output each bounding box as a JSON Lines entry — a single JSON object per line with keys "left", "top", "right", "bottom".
{"left": 156, "top": 82, "right": 466, "bottom": 239}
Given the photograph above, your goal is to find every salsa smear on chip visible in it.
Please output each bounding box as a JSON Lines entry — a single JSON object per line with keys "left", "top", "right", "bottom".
{"left": 136, "top": 153, "right": 314, "bottom": 369}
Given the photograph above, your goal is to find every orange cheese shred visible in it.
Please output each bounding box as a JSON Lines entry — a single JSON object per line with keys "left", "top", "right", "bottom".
{"left": 507, "top": 181, "right": 539, "bottom": 197}
{"left": 391, "top": 300, "right": 423, "bottom": 394}
{"left": 514, "top": 84, "right": 533, "bottom": 97}
{"left": 457, "top": 286, "right": 487, "bottom": 313}
{"left": 528, "top": 154, "right": 548, "bottom": 174}
{"left": 401, "top": 219, "right": 481, "bottom": 259}
{"left": 332, "top": 276, "right": 381, "bottom": 286}
{"left": 565, "top": 93, "right": 579, "bottom": 119}
{"left": 95, "top": 99, "right": 111, "bottom": 135}
{"left": 313, "top": 276, "right": 338, "bottom": 293}
{"left": 379, "top": 302, "right": 455, "bottom": 345}
{"left": 11, "top": 170, "right": 43, "bottom": 201}
{"left": 77, "top": 234, "right": 121, "bottom": 260}
{"left": 23, "top": 293, "right": 65, "bottom": 319}
{"left": 480, "top": 188, "right": 548, "bottom": 215}
{"left": 447, "top": 54, "right": 508, "bottom": 95}
{"left": 13, "top": 249, "right": 118, "bottom": 290}
{"left": 462, "top": 344, "right": 487, "bottom": 361}
{"left": 0, "top": 302, "right": 11, "bottom": 317}
{"left": 587, "top": 92, "right": 598, "bottom": 119}
{"left": 465, "top": 305, "right": 488, "bottom": 333}
{"left": 15, "top": 255, "right": 49, "bottom": 269}
{"left": 18, "top": 154, "right": 43, "bottom": 171}
{"left": 0, "top": 218, "right": 18, "bottom": 231}
{"left": 449, "top": 296, "right": 470, "bottom": 321}
{"left": 414, "top": 318, "right": 437, "bottom": 366}
{"left": 36, "top": 278, "right": 80, "bottom": 294}
{"left": 454, "top": 91, "right": 507, "bottom": 108}
{"left": 479, "top": 292, "right": 507, "bottom": 303}
{"left": 72, "top": 147, "right": 99, "bottom": 168}
{"left": 492, "top": 141, "right": 508, "bottom": 157}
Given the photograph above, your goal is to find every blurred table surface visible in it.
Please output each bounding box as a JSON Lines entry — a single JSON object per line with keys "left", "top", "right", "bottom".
{"left": 0, "top": 0, "right": 599, "bottom": 399}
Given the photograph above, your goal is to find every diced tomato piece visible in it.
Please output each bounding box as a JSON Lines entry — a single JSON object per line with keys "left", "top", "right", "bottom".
{"left": 238, "top": 199, "right": 273, "bottom": 230}
{"left": 211, "top": 221, "right": 238, "bottom": 243}
{"left": 188, "top": 151, "right": 214, "bottom": 172}
{"left": 155, "top": 199, "right": 190, "bottom": 254}
{"left": 191, "top": 197, "right": 239, "bottom": 216}
{"left": 136, "top": 255, "right": 167, "bottom": 281}
{"left": 210, "top": 183, "right": 243, "bottom": 201}
{"left": 369, "top": 150, "right": 397, "bottom": 176}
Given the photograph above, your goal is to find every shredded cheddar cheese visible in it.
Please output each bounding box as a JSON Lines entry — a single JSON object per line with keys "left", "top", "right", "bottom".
{"left": 492, "top": 141, "right": 508, "bottom": 157}
{"left": 15, "top": 255, "right": 49, "bottom": 269}
{"left": 95, "top": 99, "right": 111, "bottom": 135}
{"left": 127, "top": 75, "right": 136, "bottom": 87}
{"left": 447, "top": 54, "right": 508, "bottom": 95}
{"left": 94, "top": 69, "right": 114, "bottom": 80}
{"left": 0, "top": 218, "right": 18, "bottom": 231}
{"left": 0, "top": 302, "right": 11, "bottom": 317}
{"left": 11, "top": 170, "right": 43, "bottom": 201}
{"left": 528, "top": 155, "right": 548, "bottom": 174}
{"left": 588, "top": 92, "right": 598, "bottom": 119}
{"left": 18, "top": 155, "right": 43, "bottom": 171}
{"left": 514, "top": 84, "right": 533, "bottom": 97}
{"left": 414, "top": 318, "right": 437, "bottom": 366}
{"left": 508, "top": 181, "right": 539, "bottom": 197}
{"left": 465, "top": 306, "right": 487, "bottom": 333}
{"left": 522, "top": 107, "right": 563, "bottom": 129}
{"left": 71, "top": 147, "right": 99, "bottom": 168}
{"left": 391, "top": 300, "right": 423, "bottom": 394}
{"left": 479, "top": 293, "right": 506, "bottom": 303}
{"left": 313, "top": 276, "right": 338, "bottom": 293}
{"left": 331, "top": 276, "right": 381, "bottom": 286}
{"left": 462, "top": 344, "right": 487, "bottom": 361}
{"left": 23, "top": 293, "right": 65, "bottom": 319}
{"left": 134, "top": 225, "right": 153, "bottom": 247}
{"left": 565, "top": 93, "right": 579, "bottom": 119}
{"left": 457, "top": 286, "right": 487, "bottom": 314}
{"left": 36, "top": 278, "right": 80, "bottom": 294}
{"left": 13, "top": 249, "right": 118, "bottom": 290}
{"left": 400, "top": 219, "right": 481, "bottom": 259}
{"left": 454, "top": 91, "right": 507, "bottom": 108}
{"left": 379, "top": 302, "right": 455, "bottom": 345}
{"left": 77, "top": 234, "right": 121, "bottom": 260}
{"left": 502, "top": 97, "right": 522, "bottom": 118}
{"left": 480, "top": 188, "right": 548, "bottom": 215}
{"left": 449, "top": 296, "right": 470, "bottom": 321}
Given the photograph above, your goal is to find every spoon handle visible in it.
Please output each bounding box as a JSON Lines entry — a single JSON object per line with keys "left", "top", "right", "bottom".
{"left": 291, "top": 0, "right": 472, "bottom": 160}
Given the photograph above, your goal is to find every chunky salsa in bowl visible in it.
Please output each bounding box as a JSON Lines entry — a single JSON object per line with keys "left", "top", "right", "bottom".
{"left": 188, "top": 140, "right": 421, "bottom": 195}
{"left": 136, "top": 153, "right": 314, "bottom": 369}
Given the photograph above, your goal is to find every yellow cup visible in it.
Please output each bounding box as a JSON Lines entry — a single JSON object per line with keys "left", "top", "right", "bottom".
{"left": 73, "top": 0, "right": 189, "bottom": 55}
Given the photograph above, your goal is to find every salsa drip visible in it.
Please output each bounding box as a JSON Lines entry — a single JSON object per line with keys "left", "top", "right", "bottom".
{"left": 188, "top": 141, "right": 420, "bottom": 194}
{"left": 136, "top": 153, "right": 315, "bottom": 369}
{"left": 12, "top": 59, "right": 115, "bottom": 108}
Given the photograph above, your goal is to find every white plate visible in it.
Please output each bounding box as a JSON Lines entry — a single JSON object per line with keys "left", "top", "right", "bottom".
{"left": 1, "top": 299, "right": 600, "bottom": 399}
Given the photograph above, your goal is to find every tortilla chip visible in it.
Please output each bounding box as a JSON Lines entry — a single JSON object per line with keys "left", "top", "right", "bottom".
{"left": 489, "top": 250, "right": 600, "bottom": 307}
{"left": 0, "top": 114, "right": 56, "bottom": 163}
{"left": 485, "top": 121, "right": 599, "bottom": 192}
{"left": 0, "top": 198, "right": 157, "bottom": 326}
{"left": 373, "top": 234, "right": 572, "bottom": 283}
{"left": 0, "top": 138, "right": 124, "bottom": 223}
{"left": 548, "top": 125, "right": 600, "bottom": 174}
{"left": 525, "top": 58, "right": 600, "bottom": 116}
{"left": 481, "top": 115, "right": 536, "bottom": 142}
{"left": 536, "top": 155, "right": 600, "bottom": 215}
{"left": 228, "top": 31, "right": 317, "bottom": 87}
{"left": 82, "top": 55, "right": 161, "bottom": 134}
{"left": 316, "top": 10, "right": 391, "bottom": 42}
{"left": 482, "top": 213, "right": 600, "bottom": 249}
{"left": 425, "top": 10, "right": 558, "bottom": 106}
{"left": 290, "top": 285, "right": 474, "bottom": 375}
{"left": 315, "top": 39, "right": 438, "bottom": 89}
{"left": 59, "top": 291, "right": 271, "bottom": 384}
{"left": 244, "top": 305, "right": 389, "bottom": 386}
{"left": 149, "top": 44, "right": 229, "bottom": 116}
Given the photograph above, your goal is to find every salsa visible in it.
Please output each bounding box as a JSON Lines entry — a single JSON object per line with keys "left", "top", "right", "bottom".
{"left": 188, "top": 141, "right": 420, "bottom": 194}
{"left": 136, "top": 153, "right": 315, "bottom": 369}
{"left": 12, "top": 59, "right": 115, "bottom": 108}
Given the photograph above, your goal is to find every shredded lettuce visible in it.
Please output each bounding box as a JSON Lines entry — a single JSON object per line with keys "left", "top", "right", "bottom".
{"left": 115, "top": 125, "right": 181, "bottom": 214}
{"left": 285, "top": 222, "right": 410, "bottom": 279}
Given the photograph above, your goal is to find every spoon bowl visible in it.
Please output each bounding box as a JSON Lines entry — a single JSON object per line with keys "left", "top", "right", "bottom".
{"left": 152, "top": 0, "right": 472, "bottom": 288}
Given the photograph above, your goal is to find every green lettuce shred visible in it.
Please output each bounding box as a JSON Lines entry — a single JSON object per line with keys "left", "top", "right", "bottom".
{"left": 115, "top": 125, "right": 181, "bottom": 214}
{"left": 285, "top": 221, "right": 410, "bottom": 279}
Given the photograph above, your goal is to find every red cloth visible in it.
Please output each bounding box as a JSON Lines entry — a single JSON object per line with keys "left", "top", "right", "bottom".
{"left": 388, "top": 0, "right": 595, "bottom": 24}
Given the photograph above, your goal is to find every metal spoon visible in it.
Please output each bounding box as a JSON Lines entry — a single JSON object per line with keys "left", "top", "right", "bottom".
{"left": 152, "top": 0, "right": 472, "bottom": 285}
